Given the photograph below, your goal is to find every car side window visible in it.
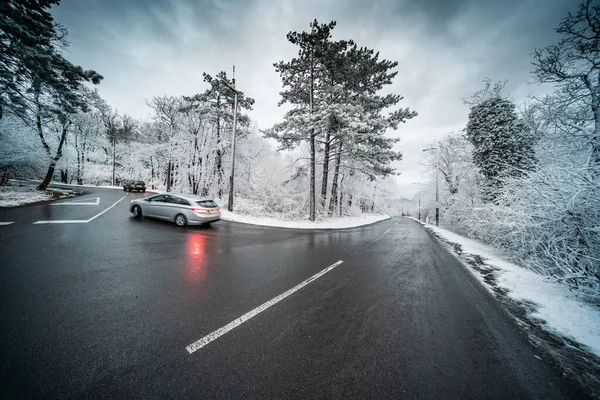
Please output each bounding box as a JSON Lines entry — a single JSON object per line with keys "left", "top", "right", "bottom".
{"left": 149, "top": 195, "right": 167, "bottom": 202}
{"left": 169, "top": 196, "right": 190, "bottom": 206}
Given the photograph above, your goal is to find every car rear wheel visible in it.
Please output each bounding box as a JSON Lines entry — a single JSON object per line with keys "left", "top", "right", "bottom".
{"left": 175, "top": 214, "right": 187, "bottom": 227}
{"left": 132, "top": 205, "right": 142, "bottom": 218}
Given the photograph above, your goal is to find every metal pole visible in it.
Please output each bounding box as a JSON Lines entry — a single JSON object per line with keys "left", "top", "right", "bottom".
{"left": 227, "top": 65, "right": 237, "bottom": 212}
{"left": 435, "top": 147, "right": 439, "bottom": 226}
{"left": 418, "top": 183, "right": 421, "bottom": 221}
{"left": 112, "top": 136, "right": 115, "bottom": 186}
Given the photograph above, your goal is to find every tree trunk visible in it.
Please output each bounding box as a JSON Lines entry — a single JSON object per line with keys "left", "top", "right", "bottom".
{"left": 38, "top": 121, "right": 70, "bottom": 190}
{"left": 39, "top": 161, "right": 57, "bottom": 191}
{"left": 592, "top": 97, "right": 600, "bottom": 173}
{"left": 320, "top": 128, "right": 331, "bottom": 211}
{"left": 328, "top": 140, "right": 343, "bottom": 215}
{"left": 310, "top": 132, "right": 316, "bottom": 221}
{"left": 165, "top": 160, "right": 172, "bottom": 189}
{"left": 37, "top": 122, "right": 71, "bottom": 190}
{"left": 216, "top": 98, "right": 223, "bottom": 198}
{"left": 308, "top": 48, "right": 316, "bottom": 222}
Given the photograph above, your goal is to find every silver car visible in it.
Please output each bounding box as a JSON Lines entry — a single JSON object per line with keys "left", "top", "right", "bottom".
{"left": 130, "top": 193, "right": 221, "bottom": 227}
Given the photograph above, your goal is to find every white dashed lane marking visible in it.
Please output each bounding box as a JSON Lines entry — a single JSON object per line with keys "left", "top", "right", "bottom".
{"left": 186, "top": 260, "right": 345, "bottom": 355}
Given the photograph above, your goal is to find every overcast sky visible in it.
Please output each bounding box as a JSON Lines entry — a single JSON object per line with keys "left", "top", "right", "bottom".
{"left": 51, "top": 0, "right": 574, "bottom": 198}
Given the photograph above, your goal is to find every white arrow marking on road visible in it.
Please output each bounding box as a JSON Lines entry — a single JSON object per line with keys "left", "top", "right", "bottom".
{"left": 186, "top": 260, "right": 345, "bottom": 355}
{"left": 0, "top": 222, "right": 15, "bottom": 226}
{"left": 51, "top": 197, "right": 100, "bottom": 206}
{"left": 33, "top": 195, "right": 126, "bottom": 224}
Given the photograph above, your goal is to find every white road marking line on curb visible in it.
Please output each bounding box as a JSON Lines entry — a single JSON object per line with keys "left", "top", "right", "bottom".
{"left": 33, "top": 195, "right": 127, "bottom": 225}
{"left": 0, "top": 222, "right": 15, "bottom": 226}
{"left": 186, "top": 260, "right": 345, "bottom": 355}
{"left": 51, "top": 197, "right": 100, "bottom": 206}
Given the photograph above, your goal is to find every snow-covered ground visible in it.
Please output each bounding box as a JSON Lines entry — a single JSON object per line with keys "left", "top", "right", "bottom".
{"left": 221, "top": 210, "right": 390, "bottom": 229}
{"left": 410, "top": 217, "right": 600, "bottom": 358}
{"left": 9, "top": 179, "right": 123, "bottom": 190}
{"left": 0, "top": 184, "right": 76, "bottom": 208}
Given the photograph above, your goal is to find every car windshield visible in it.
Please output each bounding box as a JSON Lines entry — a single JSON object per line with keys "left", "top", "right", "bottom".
{"left": 196, "top": 200, "right": 218, "bottom": 208}
{"left": 133, "top": 181, "right": 144, "bottom": 184}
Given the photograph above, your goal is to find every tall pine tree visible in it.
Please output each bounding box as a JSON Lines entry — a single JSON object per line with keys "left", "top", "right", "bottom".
{"left": 1, "top": 0, "right": 103, "bottom": 189}
{"left": 267, "top": 20, "right": 416, "bottom": 219}
{"left": 466, "top": 97, "right": 536, "bottom": 199}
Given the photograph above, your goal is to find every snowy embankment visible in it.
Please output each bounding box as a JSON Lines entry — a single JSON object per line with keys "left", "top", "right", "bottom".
{"left": 409, "top": 217, "right": 600, "bottom": 358}
{"left": 0, "top": 184, "right": 76, "bottom": 208}
{"left": 221, "top": 210, "right": 390, "bottom": 229}
{"left": 10, "top": 179, "right": 123, "bottom": 191}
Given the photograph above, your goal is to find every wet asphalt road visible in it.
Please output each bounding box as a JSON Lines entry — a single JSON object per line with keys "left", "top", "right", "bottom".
{"left": 0, "top": 186, "right": 589, "bottom": 399}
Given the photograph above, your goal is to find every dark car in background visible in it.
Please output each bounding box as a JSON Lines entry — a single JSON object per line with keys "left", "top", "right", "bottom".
{"left": 123, "top": 180, "right": 146, "bottom": 192}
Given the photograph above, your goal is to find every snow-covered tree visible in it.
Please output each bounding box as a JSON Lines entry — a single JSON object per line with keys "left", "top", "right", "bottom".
{"left": 268, "top": 20, "right": 416, "bottom": 220}
{"left": 466, "top": 96, "right": 536, "bottom": 199}
{"left": 532, "top": 0, "right": 600, "bottom": 174}
{"left": 182, "top": 72, "right": 254, "bottom": 197}
{"left": 0, "top": 0, "right": 103, "bottom": 189}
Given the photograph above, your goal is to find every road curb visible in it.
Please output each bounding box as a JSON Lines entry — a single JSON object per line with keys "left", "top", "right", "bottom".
{"left": 220, "top": 215, "right": 391, "bottom": 231}
{"left": 409, "top": 218, "right": 600, "bottom": 398}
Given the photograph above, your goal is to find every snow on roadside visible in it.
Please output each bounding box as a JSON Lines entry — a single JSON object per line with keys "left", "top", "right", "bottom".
{"left": 221, "top": 210, "right": 390, "bottom": 229}
{"left": 412, "top": 217, "right": 600, "bottom": 358}
{"left": 10, "top": 179, "right": 123, "bottom": 190}
{"left": 0, "top": 185, "right": 76, "bottom": 208}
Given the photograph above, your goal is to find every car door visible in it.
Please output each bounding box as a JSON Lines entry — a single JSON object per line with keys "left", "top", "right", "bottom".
{"left": 164, "top": 195, "right": 190, "bottom": 221}
{"left": 144, "top": 195, "right": 168, "bottom": 218}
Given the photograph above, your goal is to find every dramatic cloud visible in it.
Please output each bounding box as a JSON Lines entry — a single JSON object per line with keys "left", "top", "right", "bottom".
{"left": 52, "top": 0, "right": 575, "bottom": 197}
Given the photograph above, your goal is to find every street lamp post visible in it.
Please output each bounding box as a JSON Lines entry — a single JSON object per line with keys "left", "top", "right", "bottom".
{"left": 222, "top": 66, "right": 239, "bottom": 212}
{"left": 423, "top": 147, "right": 439, "bottom": 226}
{"left": 413, "top": 182, "right": 421, "bottom": 221}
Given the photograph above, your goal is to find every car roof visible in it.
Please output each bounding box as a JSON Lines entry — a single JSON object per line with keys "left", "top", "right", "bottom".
{"left": 153, "top": 193, "right": 215, "bottom": 202}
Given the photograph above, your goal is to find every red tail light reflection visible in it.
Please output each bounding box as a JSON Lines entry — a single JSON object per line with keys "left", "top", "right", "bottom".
{"left": 186, "top": 233, "right": 207, "bottom": 283}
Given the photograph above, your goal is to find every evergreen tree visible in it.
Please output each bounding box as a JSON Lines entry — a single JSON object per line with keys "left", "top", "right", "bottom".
{"left": 267, "top": 20, "right": 336, "bottom": 221}
{"left": 466, "top": 97, "right": 536, "bottom": 199}
{"left": 267, "top": 20, "right": 416, "bottom": 219}
{"left": 0, "top": 0, "right": 102, "bottom": 120}
{"left": 1, "top": 0, "right": 103, "bottom": 189}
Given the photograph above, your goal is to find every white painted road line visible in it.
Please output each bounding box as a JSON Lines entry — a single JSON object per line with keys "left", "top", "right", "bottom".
{"left": 51, "top": 197, "right": 100, "bottom": 206}
{"left": 186, "top": 260, "right": 345, "bottom": 355}
{"left": 33, "top": 195, "right": 127, "bottom": 224}
{"left": 87, "top": 195, "right": 126, "bottom": 222}
{"left": 33, "top": 220, "right": 89, "bottom": 224}
{"left": 0, "top": 222, "right": 15, "bottom": 226}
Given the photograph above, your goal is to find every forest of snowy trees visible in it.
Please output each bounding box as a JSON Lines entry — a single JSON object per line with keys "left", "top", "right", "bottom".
{"left": 1, "top": 1, "right": 598, "bottom": 292}
{"left": 416, "top": 1, "right": 600, "bottom": 294}
{"left": 0, "top": 3, "right": 408, "bottom": 220}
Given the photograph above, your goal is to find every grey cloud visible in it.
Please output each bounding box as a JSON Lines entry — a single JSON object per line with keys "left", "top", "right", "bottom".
{"left": 51, "top": 0, "right": 578, "bottom": 197}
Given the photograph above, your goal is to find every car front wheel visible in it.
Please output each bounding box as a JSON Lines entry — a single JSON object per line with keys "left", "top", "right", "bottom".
{"left": 132, "top": 205, "right": 142, "bottom": 218}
